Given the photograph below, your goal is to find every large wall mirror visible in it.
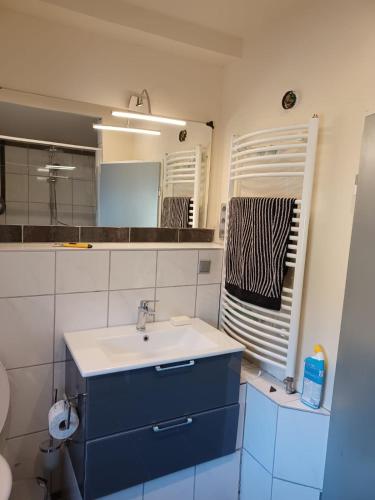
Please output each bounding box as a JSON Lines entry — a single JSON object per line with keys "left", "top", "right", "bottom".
{"left": 0, "top": 96, "right": 212, "bottom": 229}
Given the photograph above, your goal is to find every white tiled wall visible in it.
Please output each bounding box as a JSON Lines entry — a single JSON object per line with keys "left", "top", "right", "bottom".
{"left": 55, "top": 251, "right": 110, "bottom": 293}
{"left": 144, "top": 467, "right": 195, "bottom": 500}
{"left": 0, "top": 247, "right": 223, "bottom": 500}
{"left": 240, "top": 383, "right": 330, "bottom": 500}
{"left": 273, "top": 407, "right": 329, "bottom": 489}
{"left": 271, "top": 479, "right": 321, "bottom": 500}
{"left": 1, "top": 145, "right": 96, "bottom": 226}
{"left": 68, "top": 450, "right": 241, "bottom": 500}
{"left": 240, "top": 450, "right": 272, "bottom": 500}
{"left": 195, "top": 451, "right": 241, "bottom": 500}
{"left": 156, "top": 250, "right": 198, "bottom": 287}
{"left": 243, "top": 385, "right": 278, "bottom": 473}
{"left": 0, "top": 251, "right": 55, "bottom": 297}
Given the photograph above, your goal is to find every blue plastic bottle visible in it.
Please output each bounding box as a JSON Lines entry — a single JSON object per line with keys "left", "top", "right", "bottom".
{"left": 301, "top": 344, "right": 325, "bottom": 409}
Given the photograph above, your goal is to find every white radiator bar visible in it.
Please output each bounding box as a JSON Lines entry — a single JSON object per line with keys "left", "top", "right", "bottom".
{"left": 162, "top": 146, "right": 202, "bottom": 228}
{"left": 220, "top": 117, "right": 319, "bottom": 381}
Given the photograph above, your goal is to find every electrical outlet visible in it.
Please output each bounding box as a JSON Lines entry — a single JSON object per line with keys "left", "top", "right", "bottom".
{"left": 219, "top": 203, "right": 226, "bottom": 240}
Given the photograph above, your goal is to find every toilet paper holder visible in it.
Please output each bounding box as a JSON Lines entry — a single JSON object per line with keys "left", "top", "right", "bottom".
{"left": 55, "top": 389, "right": 87, "bottom": 430}
{"left": 65, "top": 393, "right": 87, "bottom": 429}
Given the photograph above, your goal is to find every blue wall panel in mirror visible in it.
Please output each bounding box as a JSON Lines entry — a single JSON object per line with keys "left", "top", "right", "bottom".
{"left": 98, "top": 161, "right": 160, "bottom": 227}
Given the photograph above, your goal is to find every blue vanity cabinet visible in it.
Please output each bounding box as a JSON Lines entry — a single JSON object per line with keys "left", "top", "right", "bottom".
{"left": 65, "top": 351, "right": 242, "bottom": 500}
{"left": 85, "top": 404, "right": 239, "bottom": 499}
{"left": 85, "top": 352, "right": 242, "bottom": 439}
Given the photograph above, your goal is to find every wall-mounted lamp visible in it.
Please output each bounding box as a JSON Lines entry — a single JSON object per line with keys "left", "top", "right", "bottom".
{"left": 112, "top": 88, "right": 187, "bottom": 127}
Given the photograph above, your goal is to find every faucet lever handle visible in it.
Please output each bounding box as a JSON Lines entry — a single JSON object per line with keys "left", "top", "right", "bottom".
{"left": 140, "top": 299, "right": 159, "bottom": 310}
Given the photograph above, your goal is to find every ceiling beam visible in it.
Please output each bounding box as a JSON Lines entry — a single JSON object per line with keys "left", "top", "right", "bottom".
{"left": 2, "top": 0, "right": 242, "bottom": 63}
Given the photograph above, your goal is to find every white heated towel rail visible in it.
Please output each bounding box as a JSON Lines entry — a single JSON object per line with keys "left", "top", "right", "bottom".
{"left": 163, "top": 146, "right": 202, "bottom": 228}
{"left": 220, "top": 116, "right": 319, "bottom": 383}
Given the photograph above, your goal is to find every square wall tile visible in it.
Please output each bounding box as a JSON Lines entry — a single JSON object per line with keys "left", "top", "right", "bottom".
{"left": 55, "top": 291, "right": 108, "bottom": 361}
{"left": 130, "top": 228, "right": 178, "bottom": 243}
{"left": 198, "top": 249, "right": 223, "bottom": 285}
{"left": 5, "top": 145, "right": 28, "bottom": 174}
{"left": 28, "top": 148, "right": 50, "bottom": 169}
{"left": 0, "top": 251, "right": 55, "bottom": 298}
{"left": 53, "top": 152, "right": 74, "bottom": 172}
{"left": 5, "top": 202, "right": 28, "bottom": 225}
{"left": 73, "top": 205, "right": 96, "bottom": 226}
{"left": 56, "top": 250, "right": 109, "bottom": 293}
{"left": 81, "top": 227, "right": 129, "bottom": 243}
{"left": 155, "top": 286, "right": 196, "bottom": 321}
{"left": 23, "top": 225, "right": 78, "bottom": 243}
{"left": 29, "top": 175, "right": 49, "bottom": 203}
{"left": 240, "top": 450, "right": 272, "bottom": 500}
{"left": 195, "top": 451, "right": 241, "bottom": 500}
{"left": 110, "top": 251, "right": 157, "bottom": 290}
{"left": 6, "top": 173, "right": 28, "bottom": 202}
{"left": 243, "top": 385, "right": 278, "bottom": 473}
{"left": 144, "top": 467, "right": 194, "bottom": 500}
{"left": 56, "top": 204, "right": 73, "bottom": 225}
{"left": 73, "top": 179, "right": 95, "bottom": 206}
{"left": 7, "top": 364, "right": 53, "bottom": 437}
{"left": 0, "top": 296, "right": 54, "bottom": 369}
{"left": 3, "top": 429, "right": 50, "bottom": 481}
{"left": 156, "top": 250, "right": 198, "bottom": 287}
{"left": 0, "top": 225, "right": 22, "bottom": 243}
{"left": 55, "top": 178, "right": 73, "bottom": 205}
{"left": 28, "top": 202, "right": 50, "bottom": 225}
{"left": 109, "top": 288, "right": 155, "bottom": 327}
{"left": 272, "top": 479, "right": 321, "bottom": 500}
{"left": 29, "top": 203, "right": 73, "bottom": 226}
{"left": 72, "top": 154, "right": 95, "bottom": 181}
{"left": 274, "top": 407, "right": 329, "bottom": 489}
{"left": 196, "top": 284, "right": 221, "bottom": 327}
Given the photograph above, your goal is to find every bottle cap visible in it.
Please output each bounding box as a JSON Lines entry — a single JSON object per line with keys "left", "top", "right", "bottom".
{"left": 314, "top": 344, "right": 323, "bottom": 353}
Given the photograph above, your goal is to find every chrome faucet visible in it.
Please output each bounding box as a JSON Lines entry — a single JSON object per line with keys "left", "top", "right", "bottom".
{"left": 136, "top": 299, "right": 158, "bottom": 331}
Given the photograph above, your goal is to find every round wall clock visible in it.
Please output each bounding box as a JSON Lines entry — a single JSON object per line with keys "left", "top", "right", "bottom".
{"left": 282, "top": 90, "right": 298, "bottom": 110}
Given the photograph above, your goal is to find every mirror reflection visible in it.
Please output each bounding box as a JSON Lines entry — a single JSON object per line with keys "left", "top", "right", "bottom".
{"left": 0, "top": 99, "right": 212, "bottom": 228}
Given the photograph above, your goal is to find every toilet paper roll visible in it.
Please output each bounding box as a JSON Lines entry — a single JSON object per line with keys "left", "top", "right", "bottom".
{"left": 48, "top": 400, "right": 79, "bottom": 440}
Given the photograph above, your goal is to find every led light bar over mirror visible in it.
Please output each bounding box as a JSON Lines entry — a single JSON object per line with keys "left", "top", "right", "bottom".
{"left": 112, "top": 111, "right": 186, "bottom": 126}
{"left": 93, "top": 124, "right": 161, "bottom": 136}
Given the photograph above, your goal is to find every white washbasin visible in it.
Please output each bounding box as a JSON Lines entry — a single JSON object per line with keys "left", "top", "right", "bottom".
{"left": 0, "top": 454, "right": 12, "bottom": 500}
{"left": 64, "top": 318, "right": 244, "bottom": 377}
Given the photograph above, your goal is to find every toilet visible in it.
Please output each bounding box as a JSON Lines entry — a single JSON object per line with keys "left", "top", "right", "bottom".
{"left": 0, "top": 360, "right": 12, "bottom": 500}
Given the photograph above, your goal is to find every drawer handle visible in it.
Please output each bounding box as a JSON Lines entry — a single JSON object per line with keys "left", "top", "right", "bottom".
{"left": 153, "top": 417, "right": 193, "bottom": 433}
{"left": 155, "top": 360, "right": 195, "bottom": 372}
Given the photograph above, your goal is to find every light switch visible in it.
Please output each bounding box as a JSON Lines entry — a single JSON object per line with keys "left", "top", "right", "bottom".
{"left": 199, "top": 260, "right": 211, "bottom": 274}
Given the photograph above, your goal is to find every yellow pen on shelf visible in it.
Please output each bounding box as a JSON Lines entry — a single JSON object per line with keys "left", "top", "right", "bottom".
{"left": 55, "top": 242, "right": 93, "bottom": 249}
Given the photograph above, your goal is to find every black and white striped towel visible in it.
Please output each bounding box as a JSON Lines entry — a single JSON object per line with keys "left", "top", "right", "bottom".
{"left": 161, "top": 197, "right": 192, "bottom": 228}
{"left": 225, "top": 197, "right": 296, "bottom": 310}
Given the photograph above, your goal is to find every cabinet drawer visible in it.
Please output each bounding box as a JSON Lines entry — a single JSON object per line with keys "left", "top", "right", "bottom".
{"left": 85, "top": 352, "right": 241, "bottom": 439}
{"left": 84, "top": 403, "right": 239, "bottom": 500}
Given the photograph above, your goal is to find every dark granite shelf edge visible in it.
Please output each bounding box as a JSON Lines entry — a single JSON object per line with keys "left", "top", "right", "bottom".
{"left": 0, "top": 225, "right": 214, "bottom": 243}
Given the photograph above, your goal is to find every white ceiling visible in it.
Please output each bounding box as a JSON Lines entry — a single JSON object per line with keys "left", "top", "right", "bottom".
{"left": 122, "top": 0, "right": 297, "bottom": 38}
{"left": 123, "top": 0, "right": 252, "bottom": 38}
{"left": 0, "top": 0, "right": 296, "bottom": 64}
